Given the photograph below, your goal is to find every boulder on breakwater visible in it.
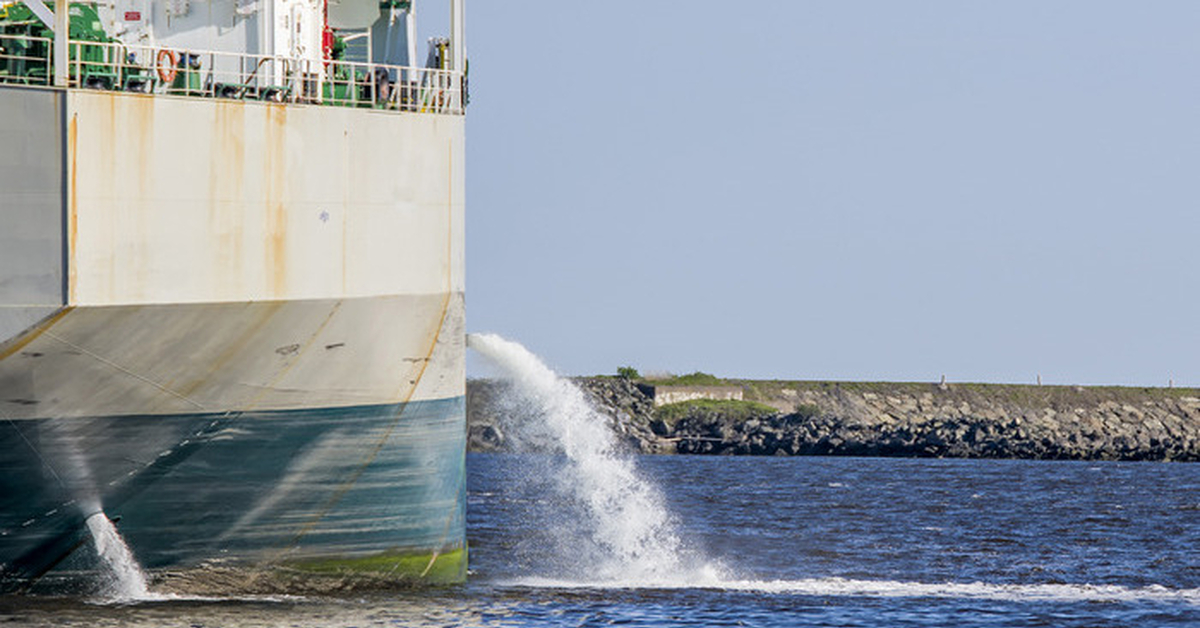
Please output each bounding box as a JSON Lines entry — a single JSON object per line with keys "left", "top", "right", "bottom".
{"left": 467, "top": 378, "right": 1200, "bottom": 462}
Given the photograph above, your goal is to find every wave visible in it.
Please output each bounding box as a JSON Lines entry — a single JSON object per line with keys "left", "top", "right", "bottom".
{"left": 504, "top": 575, "right": 1200, "bottom": 605}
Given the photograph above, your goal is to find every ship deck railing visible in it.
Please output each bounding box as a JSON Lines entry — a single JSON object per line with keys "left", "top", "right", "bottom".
{"left": 0, "top": 33, "right": 50, "bottom": 85}
{"left": 0, "top": 34, "right": 464, "bottom": 115}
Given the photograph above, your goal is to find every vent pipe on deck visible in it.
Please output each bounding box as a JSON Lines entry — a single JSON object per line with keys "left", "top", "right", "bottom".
{"left": 53, "top": 0, "right": 68, "bottom": 86}
{"left": 450, "top": 0, "right": 464, "bottom": 73}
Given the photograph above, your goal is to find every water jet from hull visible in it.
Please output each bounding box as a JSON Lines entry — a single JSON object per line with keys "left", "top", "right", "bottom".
{"left": 467, "top": 332, "right": 722, "bottom": 586}
{"left": 84, "top": 512, "right": 151, "bottom": 601}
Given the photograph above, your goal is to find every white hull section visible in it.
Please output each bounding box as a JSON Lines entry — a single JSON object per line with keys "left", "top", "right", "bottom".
{"left": 2, "top": 86, "right": 466, "bottom": 414}
{"left": 68, "top": 91, "right": 465, "bottom": 305}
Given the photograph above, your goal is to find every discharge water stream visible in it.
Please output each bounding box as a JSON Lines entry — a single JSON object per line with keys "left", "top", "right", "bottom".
{"left": 84, "top": 513, "right": 152, "bottom": 601}
{"left": 37, "top": 421, "right": 156, "bottom": 601}
{"left": 466, "top": 332, "right": 722, "bottom": 586}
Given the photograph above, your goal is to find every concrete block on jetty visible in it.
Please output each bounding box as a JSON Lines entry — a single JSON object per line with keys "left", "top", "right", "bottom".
{"left": 467, "top": 378, "right": 1200, "bottom": 462}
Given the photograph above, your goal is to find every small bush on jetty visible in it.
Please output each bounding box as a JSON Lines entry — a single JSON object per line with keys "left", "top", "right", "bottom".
{"left": 617, "top": 366, "right": 641, "bottom": 380}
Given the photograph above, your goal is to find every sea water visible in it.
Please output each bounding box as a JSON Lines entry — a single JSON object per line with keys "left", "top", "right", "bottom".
{"left": 462, "top": 335, "right": 1198, "bottom": 626}
{"left": 2, "top": 335, "right": 1196, "bottom": 625}
{"left": 472, "top": 455, "right": 1199, "bottom": 622}
{"left": 2, "top": 456, "right": 1196, "bottom": 626}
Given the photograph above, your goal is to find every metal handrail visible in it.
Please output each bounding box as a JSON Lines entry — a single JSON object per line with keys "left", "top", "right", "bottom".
{"left": 0, "top": 34, "right": 51, "bottom": 86}
{"left": 0, "top": 34, "right": 463, "bottom": 115}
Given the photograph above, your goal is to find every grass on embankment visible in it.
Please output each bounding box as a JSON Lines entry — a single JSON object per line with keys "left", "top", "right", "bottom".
{"left": 642, "top": 372, "right": 727, "bottom": 387}
{"left": 734, "top": 379, "right": 1200, "bottom": 408}
{"left": 631, "top": 371, "right": 1200, "bottom": 412}
{"left": 655, "top": 399, "right": 779, "bottom": 422}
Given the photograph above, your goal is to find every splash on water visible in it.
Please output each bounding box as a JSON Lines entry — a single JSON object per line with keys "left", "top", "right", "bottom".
{"left": 509, "top": 575, "right": 1200, "bottom": 605}
{"left": 85, "top": 513, "right": 153, "bottom": 602}
{"left": 467, "top": 333, "right": 722, "bottom": 586}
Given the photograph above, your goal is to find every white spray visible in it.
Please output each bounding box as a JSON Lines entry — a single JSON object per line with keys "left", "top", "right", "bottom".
{"left": 36, "top": 421, "right": 155, "bottom": 600}
{"left": 85, "top": 513, "right": 152, "bottom": 601}
{"left": 467, "top": 333, "right": 721, "bottom": 586}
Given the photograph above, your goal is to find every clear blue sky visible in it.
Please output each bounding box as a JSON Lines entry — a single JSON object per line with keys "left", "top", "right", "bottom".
{"left": 461, "top": 1, "right": 1200, "bottom": 386}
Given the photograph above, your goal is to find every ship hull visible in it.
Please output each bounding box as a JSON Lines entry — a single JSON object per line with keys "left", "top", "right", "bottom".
{"left": 1, "top": 398, "right": 467, "bottom": 593}
{"left": 0, "top": 85, "right": 466, "bottom": 593}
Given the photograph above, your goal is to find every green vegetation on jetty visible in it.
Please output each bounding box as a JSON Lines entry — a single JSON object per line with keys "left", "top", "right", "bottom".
{"left": 643, "top": 372, "right": 726, "bottom": 387}
{"left": 656, "top": 399, "right": 778, "bottom": 423}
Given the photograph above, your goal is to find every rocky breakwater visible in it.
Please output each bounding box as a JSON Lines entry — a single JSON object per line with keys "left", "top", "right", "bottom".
{"left": 467, "top": 378, "right": 1200, "bottom": 461}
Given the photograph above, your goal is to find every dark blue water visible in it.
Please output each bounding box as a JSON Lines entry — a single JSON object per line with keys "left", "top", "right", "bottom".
{"left": 465, "top": 454, "right": 1199, "bottom": 627}
{"left": 3, "top": 454, "right": 1197, "bottom": 626}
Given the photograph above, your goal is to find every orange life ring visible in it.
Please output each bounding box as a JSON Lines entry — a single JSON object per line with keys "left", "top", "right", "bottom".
{"left": 156, "top": 49, "right": 178, "bottom": 84}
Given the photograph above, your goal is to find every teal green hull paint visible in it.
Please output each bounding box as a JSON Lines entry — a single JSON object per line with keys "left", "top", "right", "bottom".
{"left": 0, "top": 397, "right": 467, "bottom": 592}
